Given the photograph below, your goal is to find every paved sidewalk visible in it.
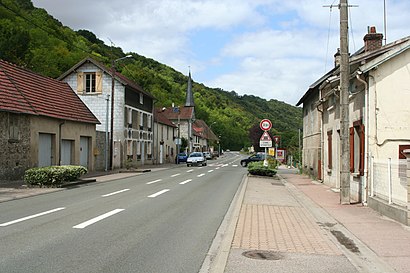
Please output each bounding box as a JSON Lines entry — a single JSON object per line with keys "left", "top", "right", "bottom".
{"left": 219, "top": 167, "right": 410, "bottom": 273}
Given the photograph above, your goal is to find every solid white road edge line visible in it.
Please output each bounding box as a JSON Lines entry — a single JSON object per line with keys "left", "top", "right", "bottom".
{"left": 102, "top": 189, "right": 130, "bottom": 197}
{"left": 146, "top": 179, "right": 162, "bottom": 185}
{"left": 179, "top": 179, "right": 192, "bottom": 185}
{"left": 171, "top": 173, "right": 181, "bottom": 177}
{"left": 147, "top": 189, "right": 170, "bottom": 198}
{"left": 0, "top": 207, "right": 65, "bottom": 227}
{"left": 73, "top": 209, "right": 124, "bottom": 229}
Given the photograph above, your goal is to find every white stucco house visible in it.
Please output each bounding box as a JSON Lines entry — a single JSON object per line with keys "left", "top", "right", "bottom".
{"left": 297, "top": 27, "right": 410, "bottom": 225}
{"left": 59, "top": 57, "right": 155, "bottom": 170}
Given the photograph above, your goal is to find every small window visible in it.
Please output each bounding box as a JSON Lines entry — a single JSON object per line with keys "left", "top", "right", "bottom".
{"left": 9, "top": 114, "right": 19, "bottom": 140}
{"left": 85, "top": 73, "right": 96, "bottom": 93}
{"left": 139, "top": 93, "right": 143, "bottom": 104}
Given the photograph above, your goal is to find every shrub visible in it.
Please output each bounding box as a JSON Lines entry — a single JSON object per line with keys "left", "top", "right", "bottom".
{"left": 247, "top": 161, "right": 277, "bottom": 177}
{"left": 24, "top": 165, "right": 87, "bottom": 187}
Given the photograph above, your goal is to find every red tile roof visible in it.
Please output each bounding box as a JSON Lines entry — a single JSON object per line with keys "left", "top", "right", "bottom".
{"left": 154, "top": 108, "right": 177, "bottom": 127}
{"left": 0, "top": 60, "right": 100, "bottom": 124}
{"left": 193, "top": 119, "right": 219, "bottom": 141}
{"left": 161, "top": 106, "right": 194, "bottom": 120}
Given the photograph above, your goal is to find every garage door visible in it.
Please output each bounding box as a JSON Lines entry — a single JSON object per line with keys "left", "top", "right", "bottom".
{"left": 39, "top": 133, "right": 52, "bottom": 167}
{"left": 61, "top": 140, "right": 73, "bottom": 165}
{"left": 80, "top": 136, "right": 89, "bottom": 168}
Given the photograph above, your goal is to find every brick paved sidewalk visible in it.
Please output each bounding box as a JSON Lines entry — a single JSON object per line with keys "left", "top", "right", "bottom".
{"left": 281, "top": 172, "right": 410, "bottom": 273}
{"left": 232, "top": 176, "right": 341, "bottom": 255}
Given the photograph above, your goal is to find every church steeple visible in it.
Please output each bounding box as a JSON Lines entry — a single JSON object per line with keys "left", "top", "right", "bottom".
{"left": 185, "top": 69, "right": 195, "bottom": 107}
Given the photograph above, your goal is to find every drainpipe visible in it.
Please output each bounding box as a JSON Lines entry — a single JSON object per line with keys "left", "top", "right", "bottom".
{"left": 58, "top": 120, "right": 65, "bottom": 166}
{"left": 356, "top": 71, "right": 369, "bottom": 205}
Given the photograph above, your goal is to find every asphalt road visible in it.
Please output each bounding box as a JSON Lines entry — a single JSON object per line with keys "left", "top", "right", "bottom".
{"left": 0, "top": 152, "right": 246, "bottom": 273}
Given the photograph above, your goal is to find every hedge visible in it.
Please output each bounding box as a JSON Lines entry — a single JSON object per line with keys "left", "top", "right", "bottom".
{"left": 247, "top": 161, "right": 277, "bottom": 177}
{"left": 24, "top": 165, "right": 87, "bottom": 187}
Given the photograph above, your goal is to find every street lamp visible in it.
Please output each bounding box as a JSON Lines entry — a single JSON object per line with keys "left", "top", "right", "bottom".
{"left": 109, "top": 55, "right": 132, "bottom": 170}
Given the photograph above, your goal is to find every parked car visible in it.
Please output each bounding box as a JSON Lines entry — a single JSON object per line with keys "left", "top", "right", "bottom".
{"left": 203, "top": 152, "right": 212, "bottom": 160}
{"left": 175, "top": 153, "right": 188, "bottom": 164}
{"left": 187, "top": 152, "right": 207, "bottom": 167}
{"left": 240, "top": 154, "right": 265, "bottom": 167}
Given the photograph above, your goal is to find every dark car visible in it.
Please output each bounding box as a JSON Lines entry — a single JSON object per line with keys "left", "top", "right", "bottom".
{"left": 240, "top": 154, "right": 265, "bottom": 167}
{"left": 175, "top": 153, "right": 188, "bottom": 164}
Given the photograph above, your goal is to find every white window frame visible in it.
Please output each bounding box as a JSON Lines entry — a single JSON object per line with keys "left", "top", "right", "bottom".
{"left": 84, "top": 72, "right": 96, "bottom": 93}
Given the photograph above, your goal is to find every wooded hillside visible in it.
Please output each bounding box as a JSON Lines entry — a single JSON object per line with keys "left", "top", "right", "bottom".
{"left": 0, "top": 0, "right": 302, "bottom": 159}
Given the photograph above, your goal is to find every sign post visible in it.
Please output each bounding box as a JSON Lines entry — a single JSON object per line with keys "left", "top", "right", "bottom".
{"left": 259, "top": 119, "right": 272, "bottom": 167}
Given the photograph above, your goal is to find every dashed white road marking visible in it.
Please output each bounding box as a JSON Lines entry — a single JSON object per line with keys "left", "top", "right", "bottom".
{"left": 232, "top": 165, "right": 238, "bottom": 167}
{"left": 146, "top": 179, "right": 162, "bottom": 185}
{"left": 197, "top": 173, "right": 205, "bottom": 177}
{"left": 186, "top": 169, "right": 194, "bottom": 173}
{"left": 216, "top": 167, "right": 220, "bottom": 170}
{"left": 73, "top": 209, "right": 124, "bottom": 229}
{"left": 221, "top": 164, "right": 229, "bottom": 167}
{"left": 179, "top": 179, "right": 192, "bottom": 185}
{"left": 208, "top": 170, "right": 214, "bottom": 173}
{"left": 171, "top": 173, "right": 181, "bottom": 177}
{"left": 0, "top": 207, "right": 66, "bottom": 227}
{"left": 102, "top": 189, "right": 130, "bottom": 197}
{"left": 148, "top": 189, "right": 170, "bottom": 198}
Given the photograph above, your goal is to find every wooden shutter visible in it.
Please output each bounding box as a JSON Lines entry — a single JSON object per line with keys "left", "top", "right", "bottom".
{"left": 77, "top": 72, "right": 84, "bottom": 93}
{"left": 359, "top": 124, "right": 365, "bottom": 176}
{"left": 96, "top": 71, "right": 103, "bottom": 93}
{"left": 349, "top": 127, "right": 355, "bottom": 172}
{"left": 327, "top": 130, "right": 332, "bottom": 169}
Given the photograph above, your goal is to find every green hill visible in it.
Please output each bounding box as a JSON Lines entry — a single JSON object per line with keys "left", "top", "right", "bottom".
{"left": 0, "top": 0, "right": 302, "bottom": 159}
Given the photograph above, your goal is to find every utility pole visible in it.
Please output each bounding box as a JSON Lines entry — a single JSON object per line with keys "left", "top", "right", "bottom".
{"left": 339, "top": 0, "right": 350, "bottom": 204}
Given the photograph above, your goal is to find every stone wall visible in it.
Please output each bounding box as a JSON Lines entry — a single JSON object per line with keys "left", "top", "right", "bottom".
{"left": 0, "top": 112, "right": 31, "bottom": 182}
{"left": 94, "top": 131, "right": 108, "bottom": 171}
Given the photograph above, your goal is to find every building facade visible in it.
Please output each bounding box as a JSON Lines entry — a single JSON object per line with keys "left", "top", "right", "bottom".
{"left": 59, "top": 57, "right": 155, "bottom": 170}
{"left": 0, "top": 60, "right": 99, "bottom": 181}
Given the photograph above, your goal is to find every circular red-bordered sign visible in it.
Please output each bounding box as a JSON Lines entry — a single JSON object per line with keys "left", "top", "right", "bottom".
{"left": 260, "top": 119, "right": 272, "bottom": 131}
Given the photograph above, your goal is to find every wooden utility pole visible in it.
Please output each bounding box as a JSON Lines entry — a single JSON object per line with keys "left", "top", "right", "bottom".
{"left": 339, "top": 0, "right": 350, "bottom": 204}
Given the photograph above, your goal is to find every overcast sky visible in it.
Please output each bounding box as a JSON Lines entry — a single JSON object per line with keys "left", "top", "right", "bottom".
{"left": 31, "top": 0, "right": 410, "bottom": 105}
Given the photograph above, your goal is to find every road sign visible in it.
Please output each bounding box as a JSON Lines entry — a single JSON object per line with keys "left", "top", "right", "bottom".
{"left": 260, "top": 119, "right": 272, "bottom": 131}
{"left": 273, "top": 135, "right": 280, "bottom": 144}
{"left": 259, "top": 131, "right": 272, "bottom": 147}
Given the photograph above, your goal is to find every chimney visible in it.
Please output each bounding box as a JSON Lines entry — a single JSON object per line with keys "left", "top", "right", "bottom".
{"left": 334, "top": 48, "right": 341, "bottom": 67}
{"left": 363, "top": 26, "right": 383, "bottom": 52}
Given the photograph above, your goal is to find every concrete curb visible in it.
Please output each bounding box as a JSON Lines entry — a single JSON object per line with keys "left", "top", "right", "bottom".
{"left": 199, "top": 174, "right": 248, "bottom": 273}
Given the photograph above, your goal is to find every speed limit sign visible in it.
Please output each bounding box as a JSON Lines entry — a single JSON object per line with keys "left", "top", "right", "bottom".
{"left": 260, "top": 119, "right": 272, "bottom": 131}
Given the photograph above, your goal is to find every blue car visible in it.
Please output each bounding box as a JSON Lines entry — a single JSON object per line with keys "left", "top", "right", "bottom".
{"left": 175, "top": 153, "right": 188, "bottom": 164}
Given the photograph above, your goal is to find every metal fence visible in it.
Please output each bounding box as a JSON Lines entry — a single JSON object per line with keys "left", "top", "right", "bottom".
{"left": 371, "top": 158, "right": 407, "bottom": 207}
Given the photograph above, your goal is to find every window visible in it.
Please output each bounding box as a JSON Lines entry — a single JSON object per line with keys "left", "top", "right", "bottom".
{"left": 8, "top": 113, "right": 19, "bottom": 140}
{"left": 127, "top": 108, "right": 132, "bottom": 125}
{"left": 350, "top": 120, "right": 365, "bottom": 175}
{"left": 85, "top": 73, "right": 96, "bottom": 93}
{"left": 140, "top": 112, "right": 143, "bottom": 129}
{"left": 139, "top": 93, "right": 143, "bottom": 104}
{"left": 327, "top": 130, "right": 332, "bottom": 169}
{"left": 147, "top": 115, "right": 152, "bottom": 129}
